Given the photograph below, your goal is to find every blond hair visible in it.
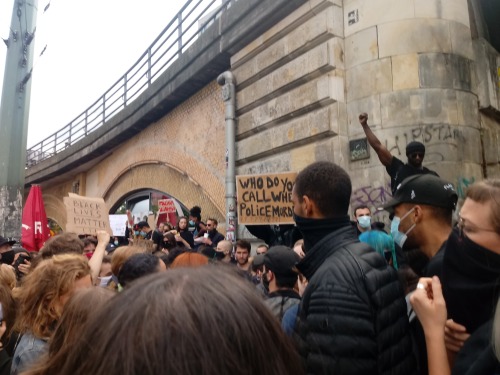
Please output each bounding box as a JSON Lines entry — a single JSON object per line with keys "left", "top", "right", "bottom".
{"left": 13, "top": 254, "right": 91, "bottom": 339}
{"left": 0, "top": 264, "right": 16, "bottom": 289}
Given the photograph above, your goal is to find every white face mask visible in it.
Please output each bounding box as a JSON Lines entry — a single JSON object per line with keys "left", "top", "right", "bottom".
{"left": 390, "top": 207, "right": 416, "bottom": 248}
{"left": 98, "top": 275, "right": 113, "bottom": 287}
{"left": 357, "top": 215, "right": 371, "bottom": 229}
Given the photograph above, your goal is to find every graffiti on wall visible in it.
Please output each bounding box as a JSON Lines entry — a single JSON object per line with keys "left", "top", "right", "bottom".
{"left": 384, "top": 124, "right": 464, "bottom": 160}
{"left": 351, "top": 182, "right": 392, "bottom": 209}
{"left": 457, "top": 176, "right": 476, "bottom": 199}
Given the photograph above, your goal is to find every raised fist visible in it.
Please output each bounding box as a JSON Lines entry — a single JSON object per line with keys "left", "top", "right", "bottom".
{"left": 359, "top": 113, "right": 368, "bottom": 126}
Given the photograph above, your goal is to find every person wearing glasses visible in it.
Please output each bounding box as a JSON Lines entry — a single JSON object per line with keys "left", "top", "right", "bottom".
{"left": 359, "top": 113, "right": 439, "bottom": 194}
{"left": 200, "top": 218, "right": 225, "bottom": 250}
{"left": 441, "top": 179, "right": 500, "bottom": 371}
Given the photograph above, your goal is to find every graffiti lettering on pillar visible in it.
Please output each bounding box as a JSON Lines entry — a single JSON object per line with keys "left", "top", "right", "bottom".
{"left": 457, "top": 176, "right": 475, "bottom": 199}
{"left": 384, "top": 124, "right": 464, "bottom": 160}
{"left": 351, "top": 182, "right": 392, "bottom": 208}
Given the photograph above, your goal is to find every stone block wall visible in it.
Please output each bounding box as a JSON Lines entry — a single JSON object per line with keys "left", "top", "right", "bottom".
{"left": 231, "top": 0, "right": 500, "bottom": 224}
{"left": 343, "top": 0, "right": 484, "bottom": 215}
{"left": 232, "top": 0, "right": 347, "bottom": 176}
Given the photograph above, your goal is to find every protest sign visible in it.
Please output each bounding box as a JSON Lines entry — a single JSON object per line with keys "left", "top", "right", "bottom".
{"left": 64, "top": 193, "right": 113, "bottom": 235}
{"left": 236, "top": 172, "right": 297, "bottom": 225}
{"left": 157, "top": 199, "right": 177, "bottom": 214}
{"left": 109, "top": 214, "right": 127, "bottom": 236}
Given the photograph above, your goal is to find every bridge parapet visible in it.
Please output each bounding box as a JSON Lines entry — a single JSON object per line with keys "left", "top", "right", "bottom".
{"left": 26, "top": 0, "right": 240, "bottom": 167}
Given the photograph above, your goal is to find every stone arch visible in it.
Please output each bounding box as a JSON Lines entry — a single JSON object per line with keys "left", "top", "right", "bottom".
{"left": 103, "top": 162, "right": 225, "bottom": 228}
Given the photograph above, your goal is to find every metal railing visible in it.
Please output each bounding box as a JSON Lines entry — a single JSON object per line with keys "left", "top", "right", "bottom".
{"left": 26, "top": 0, "right": 236, "bottom": 167}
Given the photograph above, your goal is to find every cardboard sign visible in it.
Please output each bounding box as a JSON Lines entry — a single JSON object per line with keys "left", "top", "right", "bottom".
{"left": 64, "top": 193, "right": 113, "bottom": 235}
{"left": 109, "top": 214, "right": 128, "bottom": 236}
{"left": 157, "top": 199, "right": 177, "bottom": 214}
{"left": 236, "top": 172, "right": 297, "bottom": 225}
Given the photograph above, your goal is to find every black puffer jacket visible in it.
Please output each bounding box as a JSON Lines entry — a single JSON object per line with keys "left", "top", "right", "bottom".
{"left": 295, "top": 226, "right": 416, "bottom": 375}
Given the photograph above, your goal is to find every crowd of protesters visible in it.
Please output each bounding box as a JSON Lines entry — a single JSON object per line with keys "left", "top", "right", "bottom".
{"left": 0, "top": 118, "right": 499, "bottom": 374}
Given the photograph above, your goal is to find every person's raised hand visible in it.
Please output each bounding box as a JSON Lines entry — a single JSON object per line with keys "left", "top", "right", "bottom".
{"left": 359, "top": 112, "right": 368, "bottom": 126}
{"left": 96, "top": 230, "right": 110, "bottom": 246}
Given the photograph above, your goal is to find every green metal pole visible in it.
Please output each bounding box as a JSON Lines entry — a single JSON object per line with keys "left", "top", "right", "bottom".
{"left": 0, "top": 0, "right": 38, "bottom": 239}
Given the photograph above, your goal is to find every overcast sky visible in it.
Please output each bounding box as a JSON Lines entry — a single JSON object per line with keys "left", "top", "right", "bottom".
{"left": 0, "top": 0, "right": 194, "bottom": 147}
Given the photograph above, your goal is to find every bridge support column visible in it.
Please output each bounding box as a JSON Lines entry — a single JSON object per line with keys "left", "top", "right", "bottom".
{"left": 0, "top": 0, "right": 38, "bottom": 239}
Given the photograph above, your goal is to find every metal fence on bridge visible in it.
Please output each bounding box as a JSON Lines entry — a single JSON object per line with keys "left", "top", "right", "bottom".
{"left": 26, "top": 0, "right": 235, "bottom": 166}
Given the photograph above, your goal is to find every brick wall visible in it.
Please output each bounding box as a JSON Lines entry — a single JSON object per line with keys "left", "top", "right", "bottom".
{"left": 42, "top": 81, "right": 227, "bottom": 231}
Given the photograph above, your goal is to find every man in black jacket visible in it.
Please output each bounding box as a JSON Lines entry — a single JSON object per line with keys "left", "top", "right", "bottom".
{"left": 292, "top": 161, "right": 416, "bottom": 375}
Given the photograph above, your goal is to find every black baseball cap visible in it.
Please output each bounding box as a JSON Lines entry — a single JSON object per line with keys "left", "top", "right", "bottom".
{"left": 383, "top": 174, "right": 458, "bottom": 214}
{"left": 0, "top": 236, "right": 16, "bottom": 247}
{"left": 263, "top": 246, "right": 300, "bottom": 280}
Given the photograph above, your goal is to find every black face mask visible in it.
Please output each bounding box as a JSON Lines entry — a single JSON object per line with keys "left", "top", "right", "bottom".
{"left": 214, "top": 251, "right": 225, "bottom": 261}
{"left": 443, "top": 228, "right": 500, "bottom": 333}
{"left": 293, "top": 213, "right": 351, "bottom": 253}
{"left": 0, "top": 250, "right": 15, "bottom": 265}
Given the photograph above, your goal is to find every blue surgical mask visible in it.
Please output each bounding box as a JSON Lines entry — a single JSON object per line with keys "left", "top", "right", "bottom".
{"left": 114, "top": 240, "right": 119, "bottom": 246}
{"left": 358, "top": 215, "right": 371, "bottom": 229}
{"left": 140, "top": 231, "right": 147, "bottom": 237}
{"left": 134, "top": 231, "right": 139, "bottom": 236}
{"left": 189, "top": 220, "right": 195, "bottom": 226}
{"left": 390, "top": 208, "right": 416, "bottom": 248}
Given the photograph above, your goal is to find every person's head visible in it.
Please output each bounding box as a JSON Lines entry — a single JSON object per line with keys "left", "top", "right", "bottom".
{"left": 99, "top": 256, "right": 112, "bottom": 278}
{"left": 83, "top": 237, "right": 97, "bottom": 254}
{"left": 23, "top": 287, "right": 115, "bottom": 375}
{"left": 215, "top": 240, "right": 232, "bottom": 260}
{"left": 110, "top": 246, "right": 146, "bottom": 277}
{"left": 163, "top": 222, "right": 173, "bottom": 232}
{"left": 235, "top": 240, "right": 251, "bottom": 266}
{"left": 170, "top": 252, "right": 209, "bottom": 268}
{"left": 353, "top": 205, "right": 372, "bottom": 232}
{"left": 189, "top": 206, "right": 202, "bottom": 223}
{"left": 0, "top": 283, "right": 16, "bottom": 345}
{"left": 206, "top": 218, "right": 218, "bottom": 233}
{"left": 459, "top": 179, "right": 500, "bottom": 253}
{"left": 13, "top": 254, "right": 92, "bottom": 338}
{"left": 292, "top": 161, "right": 352, "bottom": 218}
{"left": 384, "top": 174, "right": 458, "bottom": 250}
{"left": 39, "top": 233, "right": 84, "bottom": 259}
{"left": 406, "top": 141, "right": 426, "bottom": 168}
{"left": 165, "top": 246, "right": 186, "bottom": 267}
{"left": 137, "top": 221, "right": 151, "bottom": 236}
{"left": 263, "top": 246, "right": 300, "bottom": 291}
{"left": 176, "top": 216, "right": 188, "bottom": 231}
{"left": 163, "top": 232, "right": 177, "bottom": 249}
{"left": 256, "top": 244, "right": 269, "bottom": 255}
{"left": 53, "top": 267, "right": 303, "bottom": 375}
{"left": 0, "top": 263, "right": 17, "bottom": 289}
{"left": 157, "top": 222, "right": 165, "bottom": 232}
{"left": 0, "top": 236, "right": 16, "bottom": 265}
{"left": 118, "top": 253, "right": 166, "bottom": 288}
{"left": 359, "top": 231, "right": 398, "bottom": 269}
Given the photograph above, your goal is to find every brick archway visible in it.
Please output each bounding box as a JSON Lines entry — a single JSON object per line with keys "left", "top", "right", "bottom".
{"left": 103, "top": 162, "right": 225, "bottom": 228}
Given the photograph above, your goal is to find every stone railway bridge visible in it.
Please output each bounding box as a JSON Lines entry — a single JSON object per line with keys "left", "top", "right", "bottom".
{"left": 25, "top": 0, "right": 500, "bottom": 233}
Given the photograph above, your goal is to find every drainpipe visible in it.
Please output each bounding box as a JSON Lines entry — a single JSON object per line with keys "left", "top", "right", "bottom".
{"left": 217, "top": 71, "right": 237, "bottom": 242}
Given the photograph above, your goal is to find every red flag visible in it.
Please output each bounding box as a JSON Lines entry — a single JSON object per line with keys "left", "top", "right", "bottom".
{"left": 21, "top": 185, "right": 51, "bottom": 251}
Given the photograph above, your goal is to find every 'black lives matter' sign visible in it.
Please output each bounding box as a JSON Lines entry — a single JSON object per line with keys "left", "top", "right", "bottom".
{"left": 64, "top": 193, "right": 113, "bottom": 235}
{"left": 236, "top": 172, "right": 297, "bottom": 225}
